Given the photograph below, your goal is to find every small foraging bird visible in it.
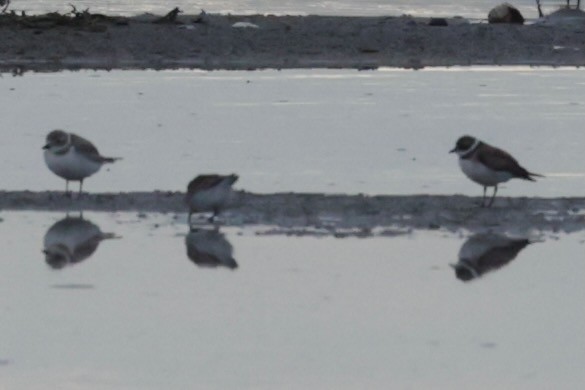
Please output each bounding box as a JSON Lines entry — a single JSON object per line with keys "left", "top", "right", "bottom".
{"left": 43, "top": 129, "right": 120, "bottom": 195}
{"left": 185, "top": 174, "right": 239, "bottom": 224}
{"left": 185, "top": 228, "right": 238, "bottom": 269}
{"left": 450, "top": 135, "right": 542, "bottom": 207}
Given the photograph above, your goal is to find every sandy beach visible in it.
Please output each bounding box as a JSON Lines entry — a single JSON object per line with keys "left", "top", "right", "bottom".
{"left": 1, "top": 10, "right": 585, "bottom": 72}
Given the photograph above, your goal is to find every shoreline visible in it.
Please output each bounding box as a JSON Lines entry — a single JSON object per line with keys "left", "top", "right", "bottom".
{"left": 1, "top": 12, "right": 585, "bottom": 73}
{"left": 1, "top": 191, "right": 584, "bottom": 233}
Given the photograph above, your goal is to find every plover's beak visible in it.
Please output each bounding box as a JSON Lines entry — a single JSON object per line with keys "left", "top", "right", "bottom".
{"left": 42, "top": 144, "right": 50, "bottom": 150}
{"left": 449, "top": 147, "right": 456, "bottom": 153}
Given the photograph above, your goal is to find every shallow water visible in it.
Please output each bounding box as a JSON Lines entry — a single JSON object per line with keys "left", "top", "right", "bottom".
{"left": 1, "top": 68, "right": 584, "bottom": 197}
{"left": 0, "top": 211, "right": 584, "bottom": 389}
{"left": 13, "top": 0, "right": 548, "bottom": 19}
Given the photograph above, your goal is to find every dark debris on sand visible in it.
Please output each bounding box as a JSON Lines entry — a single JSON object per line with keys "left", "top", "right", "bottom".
{"left": 1, "top": 10, "right": 585, "bottom": 73}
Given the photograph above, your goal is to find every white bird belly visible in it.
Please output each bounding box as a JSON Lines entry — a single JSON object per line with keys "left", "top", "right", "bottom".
{"left": 459, "top": 159, "right": 512, "bottom": 186}
{"left": 44, "top": 148, "right": 102, "bottom": 181}
{"left": 188, "top": 185, "right": 232, "bottom": 212}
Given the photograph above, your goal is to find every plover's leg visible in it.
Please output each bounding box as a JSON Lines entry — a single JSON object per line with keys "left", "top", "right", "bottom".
{"left": 208, "top": 207, "right": 220, "bottom": 223}
{"left": 64, "top": 180, "right": 73, "bottom": 198}
{"left": 481, "top": 186, "right": 487, "bottom": 207}
{"left": 487, "top": 185, "right": 498, "bottom": 208}
{"left": 78, "top": 179, "right": 84, "bottom": 196}
{"left": 190, "top": 212, "right": 212, "bottom": 226}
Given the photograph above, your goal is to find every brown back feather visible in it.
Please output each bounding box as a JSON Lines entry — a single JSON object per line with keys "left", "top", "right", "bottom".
{"left": 187, "top": 174, "right": 238, "bottom": 193}
{"left": 477, "top": 143, "right": 533, "bottom": 180}
{"left": 71, "top": 133, "right": 119, "bottom": 163}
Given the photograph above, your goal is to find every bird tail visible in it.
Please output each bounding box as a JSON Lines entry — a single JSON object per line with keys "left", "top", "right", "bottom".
{"left": 526, "top": 172, "right": 544, "bottom": 181}
{"left": 225, "top": 257, "right": 238, "bottom": 269}
{"left": 227, "top": 174, "right": 239, "bottom": 185}
{"left": 102, "top": 157, "right": 122, "bottom": 163}
{"left": 102, "top": 233, "right": 122, "bottom": 240}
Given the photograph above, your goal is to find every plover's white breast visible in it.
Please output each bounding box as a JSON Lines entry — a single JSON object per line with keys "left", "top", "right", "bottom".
{"left": 188, "top": 181, "right": 234, "bottom": 212}
{"left": 44, "top": 147, "right": 102, "bottom": 181}
{"left": 459, "top": 158, "right": 513, "bottom": 186}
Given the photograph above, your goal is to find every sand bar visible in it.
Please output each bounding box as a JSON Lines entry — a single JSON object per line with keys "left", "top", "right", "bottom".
{"left": 1, "top": 191, "right": 584, "bottom": 233}
{"left": 1, "top": 10, "right": 585, "bottom": 72}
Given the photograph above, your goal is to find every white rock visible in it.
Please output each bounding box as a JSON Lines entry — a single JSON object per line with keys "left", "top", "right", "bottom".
{"left": 232, "top": 22, "right": 260, "bottom": 29}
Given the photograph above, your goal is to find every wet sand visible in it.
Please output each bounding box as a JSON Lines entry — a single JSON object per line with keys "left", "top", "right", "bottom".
{"left": 1, "top": 11, "right": 585, "bottom": 72}
{"left": 1, "top": 191, "right": 584, "bottom": 233}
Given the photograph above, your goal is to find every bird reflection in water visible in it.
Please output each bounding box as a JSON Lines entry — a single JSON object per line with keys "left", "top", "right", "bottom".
{"left": 43, "top": 214, "right": 119, "bottom": 269}
{"left": 185, "top": 227, "right": 238, "bottom": 270}
{"left": 452, "top": 233, "right": 532, "bottom": 281}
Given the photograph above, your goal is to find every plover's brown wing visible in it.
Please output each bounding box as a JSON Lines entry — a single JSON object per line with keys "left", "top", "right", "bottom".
{"left": 71, "top": 133, "right": 120, "bottom": 163}
{"left": 477, "top": 144, "right": 533, "bottom": 179}
{"left": 187, "top": 174, "right": 228, "bottom": 193}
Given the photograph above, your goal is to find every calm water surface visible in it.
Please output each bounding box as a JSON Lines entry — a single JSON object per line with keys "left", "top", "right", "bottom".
{"left": 0, "top": 211, "right": 583, "bottom": 389}
{"left": 1, "top": 68, "right": 584, "bottom": 197}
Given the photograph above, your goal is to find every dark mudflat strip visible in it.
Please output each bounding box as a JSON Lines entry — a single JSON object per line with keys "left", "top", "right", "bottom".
{"left": 1, "top": 12, "right": 585, "bottom": 73}
{"left": 1, "top": 191, "right": 584, "bottom": 233}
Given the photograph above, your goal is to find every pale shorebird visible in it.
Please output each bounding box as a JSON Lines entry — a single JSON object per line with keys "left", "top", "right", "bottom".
{"left": 185, "top": 174, "right": 238, "bottom": 224}
{"left": 43, "top": 129, "right": 120, "bottom": 195}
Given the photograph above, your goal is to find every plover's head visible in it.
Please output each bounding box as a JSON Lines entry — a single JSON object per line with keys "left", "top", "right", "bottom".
{"left": 450, "top": 135, "right": 479, "bottom": 156}
{"left": 43, "top": 129, "right": 70, "bottom": 153}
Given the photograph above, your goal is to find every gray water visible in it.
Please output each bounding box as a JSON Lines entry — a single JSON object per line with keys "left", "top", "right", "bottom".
{"left": 0, "top": 211, "right": 584, "bottom": 389}
{"left": 1, "top": 68, "right": 584, "bottom": 197}
{"left": 12, "top": 0, "right": 549, "bottom": 19}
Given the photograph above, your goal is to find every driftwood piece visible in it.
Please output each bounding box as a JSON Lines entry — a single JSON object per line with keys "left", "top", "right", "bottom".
{"left": 154, "top": 7, "right": 183, "bottom": 24}
{"left": 0, "top": 7, "right": 129, "bottom": 30}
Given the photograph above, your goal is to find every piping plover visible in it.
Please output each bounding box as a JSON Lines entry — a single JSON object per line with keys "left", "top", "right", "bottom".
{"left": 450, "top": 135, "right": 542, "bottom": 207}
{"left": 43, "top": 129, "right": 120, "bottom": 195}
{"left": 185, "top": 227, "right": 237, "bottom": 269}
{"left": 185, "top": 174, "right": 238, "bottom": 224}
